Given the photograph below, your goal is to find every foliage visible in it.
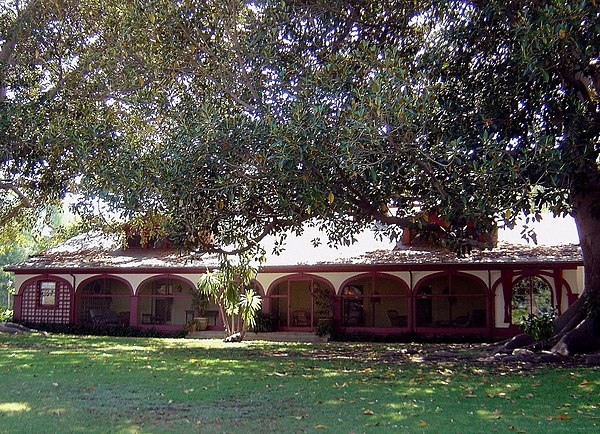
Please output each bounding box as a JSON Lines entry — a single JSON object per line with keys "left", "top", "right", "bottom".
{"left": 511, "top": 276, "right": 553, "bottom": 323}
{"left": 0, "top": 308, "right": 12, "bottom": 322}
{"left": 315, "top": 320, "right": 332, "bottom": 338}
{"left": 0, "top": 0, "right": 125, "bottom": 240}
{"left": 191, "top": 290, "right": 209, "bottom": 317}
{"left": 520, "top": 309, "right": 557, "bottom": 341}
{"left": 250, "top": 312, "right": 275, "bottom": 333}
{"left": 3, "top": 1, "right": 600, "bottom": 332}
{"left": 15, "top": 321, "right": 184, "bottom": 338}
{"left": 313, "top": 283, "right": 333, "bottom": 318}
{"left": 61, "top": 0, "right": 598, "bottom": 257}
{"left": 197, "top": 255, "right": 262, "bottom": 341}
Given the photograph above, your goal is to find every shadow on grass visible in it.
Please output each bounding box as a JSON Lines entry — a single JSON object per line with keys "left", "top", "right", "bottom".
{"left": 0, "top": 334, "right": 598, "bottom": 433}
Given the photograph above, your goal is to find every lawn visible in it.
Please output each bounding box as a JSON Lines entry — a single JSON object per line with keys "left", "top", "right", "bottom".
{"left": 0, "top": 334, "right": 598, "bottom": 433}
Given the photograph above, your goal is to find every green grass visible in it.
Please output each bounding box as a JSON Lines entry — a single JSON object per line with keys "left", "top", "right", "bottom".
{"left": 0, "top": 334, "right": 598, "bottom": 433}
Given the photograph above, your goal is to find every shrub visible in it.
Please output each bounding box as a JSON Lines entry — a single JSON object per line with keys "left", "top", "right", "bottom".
{"left": 520, "top": 309, "right": 556, "bottom": 341}
{"left": 315, "top": 321, "right": 332, "bottom": 337}
{"left": 0, "top": 309, "right": 13, "bottom": 322}
{"left": 251, "top": 312, "right": 274, "bottom": 333}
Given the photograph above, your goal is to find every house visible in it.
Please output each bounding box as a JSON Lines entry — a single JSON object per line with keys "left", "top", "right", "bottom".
{"left": 4, "top": 226, "right": 583, "bottom": 340}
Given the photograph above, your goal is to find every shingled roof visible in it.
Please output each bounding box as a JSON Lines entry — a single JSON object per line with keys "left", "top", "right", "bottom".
{"left": 4, "top": 229, "right": 583, "bottom": 273}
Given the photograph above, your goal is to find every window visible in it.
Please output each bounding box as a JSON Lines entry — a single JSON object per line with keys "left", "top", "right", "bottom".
{"left": 39, "top": 281, "right": 57, "bottom": 306}
{"left": 511, "top": 276, "right": 552, "bottom": 323}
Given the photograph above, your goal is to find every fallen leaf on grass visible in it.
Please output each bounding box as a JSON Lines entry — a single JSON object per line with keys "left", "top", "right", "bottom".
{"left": 464, "top": 393, "right": 477, "bottom": 398}
{"left": 556, "top": 413, "right": 570, "bottom": 421}
{"left": 419, "top": 421, "right": 428, "bottom": 427}
{"left": 183, "top": 388, "right": 194, "bottom": 394}
{"left": 578, "top": 380, "right": 590, "bottom": 388}
{"left": 364, "top": 422, "right": 380, "bottom": 427}
{"left": 315, "top": 424, "right": 327, "bottom": 429}
{"left": 363, "top": 409, "right": 375, "bottom": 415}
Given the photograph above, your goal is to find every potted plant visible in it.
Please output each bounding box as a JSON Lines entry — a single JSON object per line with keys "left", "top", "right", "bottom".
{"left": 192, "top": 290, "right": 210, "bottom": 331}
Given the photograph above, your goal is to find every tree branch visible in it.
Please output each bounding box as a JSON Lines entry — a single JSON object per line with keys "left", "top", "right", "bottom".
{"left": 0, "top": 181, "right": 32, "bottom": 208}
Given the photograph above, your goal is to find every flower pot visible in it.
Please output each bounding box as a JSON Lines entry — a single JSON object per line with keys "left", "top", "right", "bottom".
{"left": 194, "top": 317, "right": 209, "bottom": 331}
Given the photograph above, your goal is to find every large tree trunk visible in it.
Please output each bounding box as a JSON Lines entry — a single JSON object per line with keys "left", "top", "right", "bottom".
{"left": 551, "top": 189, "right": 600, "bottom": 355}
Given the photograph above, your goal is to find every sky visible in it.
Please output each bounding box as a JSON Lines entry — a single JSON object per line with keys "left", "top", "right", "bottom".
{"left": 497, "top": 213, "right": 579, "bottom": 246}
{"left": 257, "top": 213, "right": 580, "bottom": 265}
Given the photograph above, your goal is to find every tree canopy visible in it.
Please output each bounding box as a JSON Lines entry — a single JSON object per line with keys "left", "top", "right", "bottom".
{"left": 2, "top": 0, "right": 600, "bottom": 351}
{"left": 55, "top": 1, "right": 595, "bottom": 254}
{"left": 1, "top": 0, "right": 598, "bottom": 258}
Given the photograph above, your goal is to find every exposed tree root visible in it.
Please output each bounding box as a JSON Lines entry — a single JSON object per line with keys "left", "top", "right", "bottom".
{"left": 493, "top": 296, "right": 600, "bottom": 356}
{"left": 552, "top": 317, "right": 600, "bottom": 356}
{"left": 0, "top": 322, "right": 36, "bottom": 334}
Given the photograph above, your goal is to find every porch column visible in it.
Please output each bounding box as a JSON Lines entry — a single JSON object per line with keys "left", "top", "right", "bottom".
{"left": 333, "top": 295, "right": 342, "bottom": 330}
{"left": 130, "top": 295, "right": 138, "bottom": 326}
{"left": 553, "top": 268, "right": 563, "bottom": 315}
{"left": 487, "top": 284, "right": 494, "bottom": 339}
{"left": 407, "top": 288, "right": 414, "bottom": 333}
{"left": 501, "top": 269, "right": 513, "bottom": 323}
{"left": 12, "top": 293, "right": 22, "bottom": 321}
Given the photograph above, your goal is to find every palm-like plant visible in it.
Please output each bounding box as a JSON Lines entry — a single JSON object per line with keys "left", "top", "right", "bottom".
{"left": 197, "top": 257, "right": 262, "bottom": 341}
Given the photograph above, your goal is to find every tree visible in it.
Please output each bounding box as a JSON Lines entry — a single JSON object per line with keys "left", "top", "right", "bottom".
{"left": 197, "top": 256, "right": 262, "bottom": 341}
{"left": 0, "top": 0, "right": 135, "bottom": 243}
{"left": 3, "top": 1, "right": 599, "bottom": 352}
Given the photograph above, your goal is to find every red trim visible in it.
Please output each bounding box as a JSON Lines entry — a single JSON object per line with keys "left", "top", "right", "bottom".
{"left": 339, "top": 272, "right": 410, "bottom": 296}
{"left": 137, "top": 274, "right": 197, "bottom": 295}
{"left": 501, "top": 270, "right": 513, "bottom": 323}
{"left": 6, "top": 260, "right": 582, "bottom": 276}
{"left": 77, "top": 275, "right": 134, "bottom": 295}
{"left": 413, "top": 272, "right": 491, "bottom": 336}
{"left": 266, "top": 274, "right": 335, "bottom": 330}
{"left": 15, "top": 276, "right": 74, "bottom": 324}
{"left": 12, "top": 294, "right": 22, "bottom": 321}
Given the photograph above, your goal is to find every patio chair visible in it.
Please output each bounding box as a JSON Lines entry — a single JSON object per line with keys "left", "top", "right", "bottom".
{"left": 89, "top": 308, "right": 121, "bottom": 326}
{"left": 292, "top": 310, "right": 311, "bottom": 326}
{"left": 387, "top": 310, "right": 407, "bottom": 327}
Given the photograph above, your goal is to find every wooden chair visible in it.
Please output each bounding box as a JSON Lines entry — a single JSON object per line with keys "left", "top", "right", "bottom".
{"left": 292, "top": 310, "right": 311, "bottom": 326}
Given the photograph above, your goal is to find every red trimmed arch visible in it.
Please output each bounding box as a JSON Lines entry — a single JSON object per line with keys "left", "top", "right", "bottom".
{"left": 266, "top": 273, "right": 335, "bottom": 331}
{"left": 15, "top": 275, "right": 73, "bottom": 324}
{"left": 413, "top": 271, "right": 490, "bottom": 334}
{"left": 339, "top": 272, "right": 410, "bottom": 329}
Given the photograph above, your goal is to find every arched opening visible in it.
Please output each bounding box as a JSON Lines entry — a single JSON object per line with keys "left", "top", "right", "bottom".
{"left": 415, "top": 273, "right": 488, "bottom": 331}
{"left": 18, "top": 277, "right": 72, "bottom": 325}
{"left": 511, "top": 275, "right": 553, "bottom": 324}
{"left": 77, "top": 277, "right": 131, "bottom": 326}
{"left": 340, "top": 274, "right": 409, "bottom": 328}
{"left": 268, "top": 276, "right": 333, "bottom": 331}
{"left": 137, "top": 277, "right": 197, "bottom": 327}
